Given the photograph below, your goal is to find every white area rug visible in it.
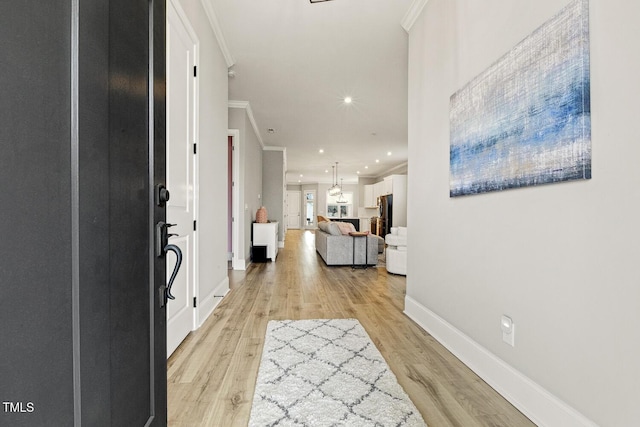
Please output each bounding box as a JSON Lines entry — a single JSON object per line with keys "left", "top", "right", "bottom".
{"left": 249, "top": 319, "right": 426, "bottom": 426}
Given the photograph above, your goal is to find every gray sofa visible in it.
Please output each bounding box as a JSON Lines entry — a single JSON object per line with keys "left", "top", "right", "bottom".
{"left": 315, "top": 222, "right": 380, "bottom": 266}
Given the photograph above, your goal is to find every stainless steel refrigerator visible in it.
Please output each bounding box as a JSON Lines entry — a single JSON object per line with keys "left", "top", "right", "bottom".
{"left": 378, "top": 194, "right": 393, "bottom": 236}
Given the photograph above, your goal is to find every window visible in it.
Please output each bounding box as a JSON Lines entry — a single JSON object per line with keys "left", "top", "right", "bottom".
{"left": 326, "top": 192, "right": 353, "bottom": 218}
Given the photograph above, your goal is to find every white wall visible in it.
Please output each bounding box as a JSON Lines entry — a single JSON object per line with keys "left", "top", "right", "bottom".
{"left": 263, "top": 150, "right": 285, "bottom": 240}
{"left": 229, "top": 107, "right": 263, "bottom": 264}
{"left": 175, "top": 0, "right": 229, "bottom": 324}
{"left": 406, "top": 0, "right": 640, "bottom": 426}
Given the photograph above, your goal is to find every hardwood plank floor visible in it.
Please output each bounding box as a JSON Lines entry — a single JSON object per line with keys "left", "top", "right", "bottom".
{"left": 167, "top": 229, "right": 536, "bottom": 426}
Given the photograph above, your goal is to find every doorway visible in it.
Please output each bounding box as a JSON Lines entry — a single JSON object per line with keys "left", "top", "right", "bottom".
{"left": 304, "top": 190, "right": 316, "bottom": 228}
{"left": 228, "top": 129, "right": 240, "bottom": 270}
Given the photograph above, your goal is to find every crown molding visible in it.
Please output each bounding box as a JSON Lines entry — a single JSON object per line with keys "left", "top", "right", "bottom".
{"left": 200, "top": 0, "right": 235, "bottom": 67}
{"left": 228, "top": 100, "right": 264, "bottom": 147}
{"left": 401, "top": 0, "right": 429, "bottom": 33}
{"left": 228, "top": 100, "right": 248, "bottom": 109}
{"left": 170, "top": 0, "right": 200, "bottom": 44}
{"left": 378, "top": 161, "right": 408, "bottom": 178}
{"left": 263, "top": 146, "right": 286, "bottom": 152}
{"left": 286, "top": 181, "right": 318, "bottom": 187}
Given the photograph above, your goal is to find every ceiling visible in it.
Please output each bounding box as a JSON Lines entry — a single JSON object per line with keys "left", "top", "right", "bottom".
{"left": 210, "top": 0, "right": 413, "bottom": 184}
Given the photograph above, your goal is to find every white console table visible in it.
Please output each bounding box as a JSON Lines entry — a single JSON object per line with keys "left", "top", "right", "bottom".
{"left": 253, "top": 222, "right": 279, "bottom": 261}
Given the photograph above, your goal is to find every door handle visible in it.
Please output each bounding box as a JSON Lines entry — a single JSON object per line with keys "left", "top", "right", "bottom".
{"left": 163, "top": 244, "right": 182, "bottom": 301}
{"left": 156, "top": 221, "right": 183, "bottom": 306}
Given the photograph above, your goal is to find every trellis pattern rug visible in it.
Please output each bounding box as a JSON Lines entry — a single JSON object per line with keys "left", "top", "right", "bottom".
{"left": 249, "top": 319, "right": 426, "bottom": 426}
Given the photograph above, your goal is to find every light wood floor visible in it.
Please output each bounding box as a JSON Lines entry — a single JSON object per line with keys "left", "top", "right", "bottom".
{"left": 167, "top": 229, "right": 535, "bottom": 426}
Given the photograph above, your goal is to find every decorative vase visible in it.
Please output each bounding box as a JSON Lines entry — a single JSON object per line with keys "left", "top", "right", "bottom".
{"left": 256, "top": 206, "right": 268, "bottom": 223}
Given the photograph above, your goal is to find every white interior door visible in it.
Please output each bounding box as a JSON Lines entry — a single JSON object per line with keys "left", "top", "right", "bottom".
{"left": 166, "top": 1, "right": 196, "bottom": 358}
{"left": 287, "top": 191, "right": 301, "bottom": 229}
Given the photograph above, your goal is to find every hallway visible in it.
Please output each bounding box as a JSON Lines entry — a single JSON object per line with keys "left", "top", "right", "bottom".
{"left": 167, "top": 230, "right": 534, "bottom": 426}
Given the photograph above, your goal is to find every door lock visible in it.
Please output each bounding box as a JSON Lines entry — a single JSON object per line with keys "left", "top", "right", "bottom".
{"left": 155, "top": 184, "right": 170, "bottom": 207}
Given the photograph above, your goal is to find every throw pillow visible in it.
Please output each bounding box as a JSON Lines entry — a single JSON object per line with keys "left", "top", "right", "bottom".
{"left": 317, "top": 215, "right": 331, "bottom": 223}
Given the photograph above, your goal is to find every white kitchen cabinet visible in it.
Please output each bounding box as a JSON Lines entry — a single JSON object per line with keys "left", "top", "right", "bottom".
{"left": 383, "top": 176, "right": 393, "bottom": 195}
{"left": 253, "top": 222, "right": 279, "bottom": 261}
{"left": 385, "top": 175, "right": 407, "bottom": 197}
{"left": 364, "top": 184, "right": 377, "bottom": 208}
{"left": 373, "top": 181, "right": 385, "bottom": 202}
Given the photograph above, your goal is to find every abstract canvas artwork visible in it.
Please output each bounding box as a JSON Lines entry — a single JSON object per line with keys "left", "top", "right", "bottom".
{"left": 449, "top": 0, "right": 591, "bottom": 197}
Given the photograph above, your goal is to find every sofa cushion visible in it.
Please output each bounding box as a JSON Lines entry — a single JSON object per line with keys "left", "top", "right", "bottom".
{"left": 390, "top": 226, "right": 407, "bottom": 236}
{"left": 318, "top": 221, "right": 332, "bottom": 233}
{"left": 326, "top": 222, "right": 344, "bottom": 236}
{"left": 318, "top": 221, "right": 343, "bottom": 236}
{"left": 385, "top": 234, "right": 407, "bottom": 247}
{"left": 335, "top": 221, "right": 356, "bottom": 235}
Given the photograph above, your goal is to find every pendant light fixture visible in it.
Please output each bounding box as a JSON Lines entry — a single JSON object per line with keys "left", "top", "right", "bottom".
{"left": 337, "top": 179, "right": 347, "bottom": 203}
{"left": 328, "top": 162, "right": 342, "bottom": 196}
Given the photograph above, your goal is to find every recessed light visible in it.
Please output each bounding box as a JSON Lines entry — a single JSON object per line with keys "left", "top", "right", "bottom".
{"left": 267, "top": 128, "right": 275, "bottom": 134}
{"left": 300, "top": 174, "right": 303, "bottom": 177}
{"left": 298, "top": 180, "right": 301, "bottom": 183}
{"left": 365, "top": 166, "right": 368, "bottom": 169}
{"left": 325, "top": 169, "right": 329, "bottom": 173}
{"left": 375, "top": 159, "right": 380, "bottom": 163}
{"left": 387, "top": 151, "right": 392, "bottom": 156}
{"left": 357, "top": 171, "right": 360, "bottom": 174}
{"left": 319, "top": 149, "right": 324, "bottom": 153}
{"left": 344, "top": 96, "right": 352, "bottom": 104}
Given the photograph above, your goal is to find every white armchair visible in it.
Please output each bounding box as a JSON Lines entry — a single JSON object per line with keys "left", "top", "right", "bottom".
{"left": 385, "top": 227, "right": 407, "bottom": 275}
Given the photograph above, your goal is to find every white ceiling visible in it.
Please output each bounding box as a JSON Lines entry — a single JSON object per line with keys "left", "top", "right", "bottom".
{"left": 211, "top": 0, "right": 413, "bottom": 184}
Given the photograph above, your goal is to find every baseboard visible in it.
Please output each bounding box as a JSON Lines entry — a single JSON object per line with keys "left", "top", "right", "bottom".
{"left": 233, "top": 258, "right": 248, "bottom": 271}
{"left": 197, "top": 276, "right": 229, "bottom": 328}
{"left": 404, "top": 296, "right": 598, "bottom": 427}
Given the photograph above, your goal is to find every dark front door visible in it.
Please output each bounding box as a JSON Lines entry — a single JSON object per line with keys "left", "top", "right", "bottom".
{"left": 1, "top": 1, "right": 168, "bottom": 426}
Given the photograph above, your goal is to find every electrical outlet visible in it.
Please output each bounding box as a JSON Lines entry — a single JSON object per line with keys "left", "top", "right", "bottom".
{"left": 501, "top": 315, "right": 515, "bottom": 347}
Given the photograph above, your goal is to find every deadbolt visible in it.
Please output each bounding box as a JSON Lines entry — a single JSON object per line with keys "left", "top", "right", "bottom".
{"left": 156, "top": 184, "right": 170, "bottom": 206}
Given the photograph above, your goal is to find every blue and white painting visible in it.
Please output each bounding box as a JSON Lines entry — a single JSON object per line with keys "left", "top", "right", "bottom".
{"left": 449, "top": 0, "right": 591, "bottom": 197}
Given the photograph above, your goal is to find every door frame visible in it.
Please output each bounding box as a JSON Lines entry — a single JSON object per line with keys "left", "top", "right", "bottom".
{"left": 167, "top": 0, "right": 200, "bottom": 338}
{"left": 228, "top": 129, "right": 241, "bottom": 270}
